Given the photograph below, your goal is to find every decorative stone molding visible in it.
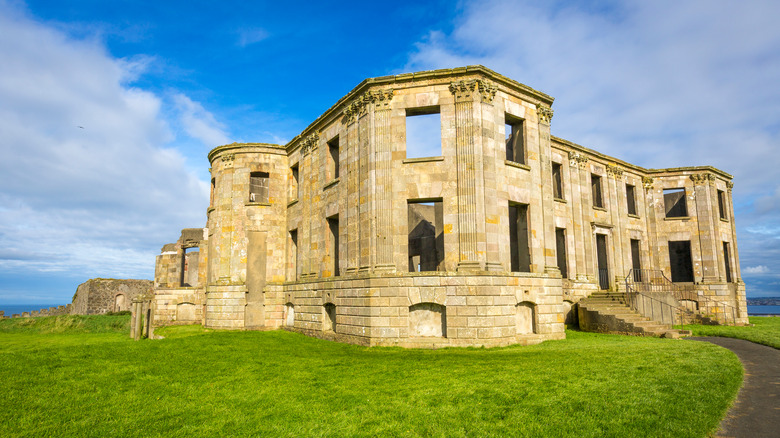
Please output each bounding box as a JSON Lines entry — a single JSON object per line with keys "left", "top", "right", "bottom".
{"left": 301, "top": 133, "right": 319, "bottom": 155}
{"left": 342, "top": 89, "right": 395, "bottom": 124}
{"left": 642, "top": 176, "right": 654, "bottom": 190}
{"left": 449, "top": 79, "right": 497, "bottom": 103}
{"left": 689, "top": 173, "right": 713, "bottom": 185}
{"left": 221, "top": 153, "right": 235, "bottom": 167}
{"left": 568, "top": 151, "right": 589, "bottom": 167}
{"left": 605, "top": 164, "right": 623, "bottom": 179}
{"left": 536, "top": 104, "right": 554, "bottom": 125}
{"left": 726, "top": 181, "right": 734, "bottom": 192}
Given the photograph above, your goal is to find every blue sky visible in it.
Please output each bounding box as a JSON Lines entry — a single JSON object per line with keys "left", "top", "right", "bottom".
{"left": 1, "top": 0, "right": 780, "bottom": 304}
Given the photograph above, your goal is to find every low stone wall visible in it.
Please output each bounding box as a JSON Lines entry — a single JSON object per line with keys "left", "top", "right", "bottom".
{"left": 3, "top": 304, "right": 71, "bottom": 319}
{"left": 71, "top": 279, "right": 153, "bottom": 315}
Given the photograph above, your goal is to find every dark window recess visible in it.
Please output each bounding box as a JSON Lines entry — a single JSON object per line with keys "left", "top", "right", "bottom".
{"left": 664, "top": 188, "right": 688, "bottom": 217}
{"left": 406, "top": 107, "right": 442, "bottom": 158}
{"left": 327, "top": 216, "right": 340, "bottom": 277}
{"left": 210, "top": 178, "right": 215, "bottom": 208}
{"left": 626, "top": 184, "right": 637, "bottom": 215}
{"left": 408, "top": 201, "right": 444, "bottom": 272}
{"left": 505, "top": 115, "right": 525, "bottom": 164}
{"left": 723, "top": 242, "right": 732, "bottom": 283}
{"left": 718, "top": 190, "right": 727, "bottom": 219}
{"left": 289, "top": 229, "right": 298, "bottom": 280}
{"left": 290, "top": 165, "right": 299, "bottom": 200}
{"left": 630, "top": 239, "right": 642, "bottom": 281}
{"left": 323, "top": 303, "right": 336, "bottom": 332}
{"left": 249, "top": 172, "right": 269, "bottom": 203}
{"left": 552, "top": 162, "right": 563, "bottom": 199}
{"left": 596, "top": 234, "right": 609, "bottom": 289}
{"left": 509, "top": 203, "right": 531, "bottom": 272}
{"left": 591, "top": 174, "right": 604, "bottom": 208}
{"left": 328, "top": 136, "right": 340, "bottom": 179}
{"left": 555, "top": 228, "right": 568, "bottom": 278}
{"left": 668, "top": 240, "right": 694, "bottom": 282}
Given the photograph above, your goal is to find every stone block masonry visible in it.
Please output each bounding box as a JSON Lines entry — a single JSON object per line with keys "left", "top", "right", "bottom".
{"left": 150, "top": 65, "right": 748, "bottom": 347}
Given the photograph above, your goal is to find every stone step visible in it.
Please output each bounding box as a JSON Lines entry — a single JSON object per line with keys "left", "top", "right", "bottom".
{"left": 578, "top": 294, "right": 672, "bottom": 337}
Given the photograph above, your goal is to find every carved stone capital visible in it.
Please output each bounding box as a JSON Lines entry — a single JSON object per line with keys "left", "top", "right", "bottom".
{"left": 726, "top": 181, "right": 734, "bottom": 192}
{"left": 536, "top": 104, "right": 554, "bottom": 125}
{"left": 301, "top": 133, "right": 319, "bottom": 155}
{"left": 689, "top": 173, "right": 713, "bottom": 185}
{"left": 568, "top": 151, "right": 589, "bottom": 168}
{"left": 449, "top": 79, "right": 496, "bottom": 103}
{"left": 606, "top": 164, "right": 623, "bottom": 179}
{"left": 221, "top": 153, "right": 235, "bottom": 168}
{"left": 642, "top": 176, "right": 654, "bottom": 190}
{"left": 342, "top": 89, "right": 395, "bottom": 124}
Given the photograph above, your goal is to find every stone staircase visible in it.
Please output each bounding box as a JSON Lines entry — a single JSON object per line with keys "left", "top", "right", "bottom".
{"left": 578, "top": 291, "right": 684, "bottom": 337}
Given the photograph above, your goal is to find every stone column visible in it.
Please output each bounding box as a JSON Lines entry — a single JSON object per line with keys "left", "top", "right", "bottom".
{"left": 371, "top": 89, "right": 396, "bottom": 272}
{"left": 299, "top": 138, "right": 313, "bottom": 278}
{"left": 449, "top": 79, "right": 493, "bottom": 271}
{"left": 727, "top": 182, "right": 741, "bottom": 281}
{"left": 476, "top": 82, "right": 502, "bottom": 272}
{"left": 643, "top": 177, "right": 660, "bottom": 271}
{"left": 358, "top": 100, "right": 372, "bottom": 272}
{"left": 691, "top": 173, "right": 719, "bottom": 283}
{"left": 343, "top": 104, "right": 360, "bottom": 274}
{"left": 571, "top": 152, "right": 592, "bottom": 281}
{"left": 536, "top": 104, "right": 559, "bottom": 274}
{"left": 606, "top": 164, "right": 626, "bottom": 286}
{"left": 707, "top": 176, "right": 726, "bottom": 282}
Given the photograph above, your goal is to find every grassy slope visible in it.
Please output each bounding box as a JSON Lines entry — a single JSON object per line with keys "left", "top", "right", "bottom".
{"left": 0, "top": 316, "right": 741, "bottom": 438}
{"left": 686, "top": 316, "right": 780, "bottom": 349}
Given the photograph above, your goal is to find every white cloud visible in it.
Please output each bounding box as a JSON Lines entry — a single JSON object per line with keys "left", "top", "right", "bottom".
{"left": 237, "top": 27, "right": 269, "bottom": 47}
{"left": 173, "top": 93, "right": 231, "bottom": 147}
{"left": 744, "top": 265, "right": 770, "bottom": 275}
{"left": 405, "top": 0, "right": 780, "bottom": 295}
{"left": 0, "top": 4, "right": 210, "bottom": 283}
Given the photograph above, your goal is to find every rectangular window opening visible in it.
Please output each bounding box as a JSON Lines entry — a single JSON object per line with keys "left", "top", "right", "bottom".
{"left": 718, "top": 190, "right": 727, "bottom": 220}
{"left": 405, "top": 107, "right": 442, "bottom": 158}
{"left": 552, "top": 162, "right": 563, "bottom": 200}
{"left": 407, "top": 200, "right": 444, "bottom": 272}
{"left": 555, "top": 228, "right": 568, "bottom": 278}
{"left": 723, "top": 242, "right": 732, "bottom": 283}
{"left": 630, "top": 239, "right": 642, "bottom": 282}
{"left": 290, "top": 164, "right": 299, "bottom": 201}
{"left": 249, "top": 172, "right": 269, "bottom": 203}
{"left": 591, "top": 174, "right": 604, "bottom": 208}
{"left": 509, "top": 203, "right": 531, "bottom": 272}
{"left": 668, "top": 240, "right": 694, "bottom": 282}
{"left": 327, "top": 215, "right": 340, "bottom": 277}
{"left": 505, "top": 115, "right": 525, "bottom": 164}
{"left": 289, "top": 229, "right": 298, "bottom": 280}
{"left": 664, "top": 188, "right": 688, "bottom": 218}
{"left": 327, "top": 136, "right": 340, "bottom": 180}
{"left": 180, "top": 247, "right": 199, "bottom": 288}
{"left": 626, "top": 184, "right": 637, "bottom": 216}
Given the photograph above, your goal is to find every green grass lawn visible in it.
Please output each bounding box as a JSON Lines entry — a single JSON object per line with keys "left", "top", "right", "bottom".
{"left": 685, "top": 316, "right": 780, "bottom": 349}
{"left": 0, "top": 315, "right": 742, "bottom": 438}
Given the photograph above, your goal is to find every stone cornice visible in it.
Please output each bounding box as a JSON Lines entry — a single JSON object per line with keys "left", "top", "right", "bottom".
{"left": 551, "top": 136, "right": 733, "bottom": 180}
{"left": 287, "top": 65, "right": 553, "bottom": 150}
{"left": 208, "top": 142, "right": 286, "bottom": 163}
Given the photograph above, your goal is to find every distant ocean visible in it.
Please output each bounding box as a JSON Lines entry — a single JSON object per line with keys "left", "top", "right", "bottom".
{"left": 747, "top": 305, "right": 780, "bottom": 316}
{"left": 0, "top": 304, "right": 64, "bottom": 316}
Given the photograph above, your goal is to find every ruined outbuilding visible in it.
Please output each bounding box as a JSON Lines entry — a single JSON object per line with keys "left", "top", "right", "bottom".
{"left": 150, "top": 66, "right": 748, "bottom": 347}
{"left": 71, "top": 278, "right": 153, "bottom": 315}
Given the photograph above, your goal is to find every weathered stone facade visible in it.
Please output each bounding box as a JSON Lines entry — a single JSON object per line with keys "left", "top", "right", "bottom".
{"left": 151, "top": 66, "right": 747, "bottom": 347}
{"left": 71, "top": 278, "right": 153, "bottom": 315}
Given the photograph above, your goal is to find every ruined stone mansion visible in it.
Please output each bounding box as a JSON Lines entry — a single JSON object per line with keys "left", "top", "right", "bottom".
{"left": 150, "top": 66, "right": 748, "bottom": 347}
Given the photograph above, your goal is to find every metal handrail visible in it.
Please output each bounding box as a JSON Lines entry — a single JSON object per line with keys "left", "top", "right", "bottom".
{"left": 624, "top": 269, "right": 738, "bottom": 325}
{"left": 624, "top": 283, "right": 685, "bottom": 329}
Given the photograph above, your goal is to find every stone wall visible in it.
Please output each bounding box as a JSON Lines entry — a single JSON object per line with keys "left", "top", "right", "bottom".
{"left": 71, "top": 279, "right": 153, "bottom": 315}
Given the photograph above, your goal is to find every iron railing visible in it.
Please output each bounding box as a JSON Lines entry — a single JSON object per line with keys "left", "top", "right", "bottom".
{"left": 598, "top": 268, "right": 610, "bottom": 290}
{"left": 625, "top": 269, "right": 739, "bottom": 325}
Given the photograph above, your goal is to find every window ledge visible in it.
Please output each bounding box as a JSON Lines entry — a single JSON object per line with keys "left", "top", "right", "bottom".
{"left": 403, "top": 156, "right": 444, "bottom": 164}
{"left": 554, "top": 197, "right": 566, "bottom": 204}
{"left": 593, "top": 206, "right": 607, "bottom": 212}
{"left": 287, "top": 199, "right": 299, "bottom": 208}
{"left": 323, "top": 178, "right": 340, "bottom": 190}
{"left": 505, "top": 160, "right": 530, "bottom": 171}
{"left": 246, "top": 202, "right": 271, "bottom": 207}
{"left": 720, "top": 217, "right": 729, "bottom": 223}
{"left": 664, "top": 216, "right": 691, "bottom": 221}
{"left": 627, "top": 213, "right": 640, "bottom": 219}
